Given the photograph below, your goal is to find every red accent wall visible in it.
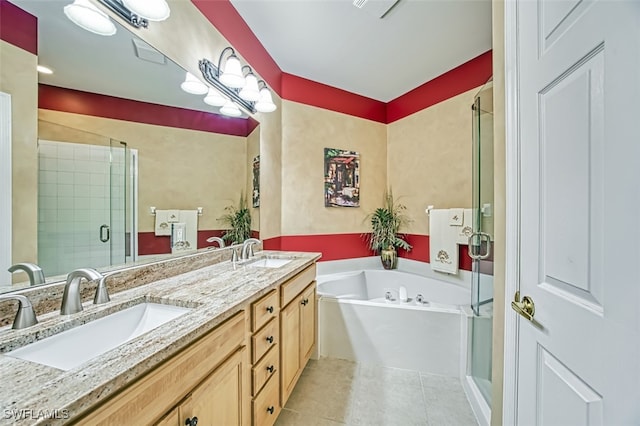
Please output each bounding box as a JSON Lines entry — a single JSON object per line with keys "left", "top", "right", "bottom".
{"left": 261, "top": 233, "right": 487, "bottom": 273}
{"left": 281, "top": 73, "right": 387, "bottom": 123}
{"left": 0, "top": 0, "right": 37, "bottom": 54}
{"left": 191, "top": 0, "right": 282, "bottom": 93}
{"left": 386, "top": 50, "right": 493, "bottom": 123}
{"left": 38, "top": 85, "right": 254, "bottom": 137}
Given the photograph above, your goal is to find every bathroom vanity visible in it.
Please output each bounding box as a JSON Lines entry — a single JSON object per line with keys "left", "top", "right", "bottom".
{"left": 0, "top": 249, "right": 320, "bottom": 425}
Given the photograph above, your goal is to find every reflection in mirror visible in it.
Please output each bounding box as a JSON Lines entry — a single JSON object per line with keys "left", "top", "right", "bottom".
{"left": 4, "top": 0, "right": 260, "bottom": 293}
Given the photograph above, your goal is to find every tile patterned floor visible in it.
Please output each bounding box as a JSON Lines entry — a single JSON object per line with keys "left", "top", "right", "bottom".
{"left": 275, "top": 358, "right": 478, "bottom": 426}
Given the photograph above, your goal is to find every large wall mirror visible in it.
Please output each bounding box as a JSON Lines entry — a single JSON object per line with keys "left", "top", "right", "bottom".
{"left": 3, "top": 0, "right": 260, "bottom": 292}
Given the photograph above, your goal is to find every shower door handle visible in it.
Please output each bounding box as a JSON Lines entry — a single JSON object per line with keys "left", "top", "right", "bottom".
{"left": 467, "top": 232, "right": 491, "bottom": 260}
{"left": 99, "top": 224, "right": 110, "bottom": 243}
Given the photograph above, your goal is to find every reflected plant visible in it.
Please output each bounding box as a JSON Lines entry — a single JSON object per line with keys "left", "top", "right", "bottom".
{"left": 218, "top": 193, "right": 251, "bottom": 244}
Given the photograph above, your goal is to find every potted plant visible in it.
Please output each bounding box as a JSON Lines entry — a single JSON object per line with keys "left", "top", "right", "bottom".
{"left": 364, "top": 188, "right": 412, "bottom": 269}
{"left": 218, "top": 193, "right": 252, "bottom": 245}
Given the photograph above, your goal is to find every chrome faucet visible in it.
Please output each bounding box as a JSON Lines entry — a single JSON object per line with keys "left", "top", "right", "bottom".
{"left": 241, "top": 238, "right": 261, "bottom": 260}
{"left": 0, "top": 294, "right": 38, "bottom": 329}
{"left": 206, "top": 236, "right": 226, "bottom": 249}
{"left": 8, "top": 263, "right": 45, "bottom": 286}
{"left": 60, "top": 268, "right": 103, "bottom": 315}
{"left": 94, "top": 274, "right": 111, "bottom": 305}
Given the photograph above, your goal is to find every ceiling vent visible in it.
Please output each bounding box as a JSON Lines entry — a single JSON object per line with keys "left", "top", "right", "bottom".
{"left": 132, "top": 38, "right": 166, "bottom": 65}
{"left": 352, "top": 0, "right": 400, "bottom": 18}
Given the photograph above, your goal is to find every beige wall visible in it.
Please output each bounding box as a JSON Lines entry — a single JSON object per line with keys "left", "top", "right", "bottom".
{"left": 387, "top": 88, "right": 479, "bottom": 235}
{"left": 0, "top": 40, "right": 38, "bottom": 270}
{"left": 491, "top": 0, "right": 506, "bottom": 424}
{"left": 281, "top": 100, "right": 387, "bottom": 235}
{"left": 38, "top": 110, "right": 248, "bottom": 233}
{"left": 100, "top": 0, "right": 283, "bottom": 241}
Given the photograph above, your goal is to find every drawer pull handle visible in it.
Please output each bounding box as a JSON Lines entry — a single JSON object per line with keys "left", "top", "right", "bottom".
{"left": 266, "top": 306, "right": 274, "bottom": 313}
{"left": 266, "top": 365, "right": 275, "bottom": 373}
{"left": 267, "top": 406, "right": 275, "bottom": 415}
{"left": 185, "top": 416, "right": 198, "bottom": 426}
{"left": 266, "top": 335, "right": 274, "bottom": 344}
{"left": 301, "top": 298, "right": 309, "bottom": 306}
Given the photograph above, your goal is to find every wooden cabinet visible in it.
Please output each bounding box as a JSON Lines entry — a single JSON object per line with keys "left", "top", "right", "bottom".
{"left": 250, "top": 290, "right": 281, "bottom": 426}
{"left": 155, "top": 348, "right": 246, "bottom": 426}
{"left": 280, "top": 267, "right": 316, "bottom": 405}
{"left": 76, "top": 312, "right": 249, "bottom": 426}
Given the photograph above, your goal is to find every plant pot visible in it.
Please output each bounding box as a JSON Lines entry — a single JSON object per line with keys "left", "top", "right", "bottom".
{"left": 380, "top": 246, "right": 397, "bottom": 270}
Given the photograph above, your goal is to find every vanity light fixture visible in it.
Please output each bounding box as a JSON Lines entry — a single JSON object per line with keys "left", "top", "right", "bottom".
{"left": 65, "top": 0, "right": 170, "bottom": 34}
{"left": 180, "top": 72, "right": 208, "bottom": 95}
{"left": 197, "top": 47, "right": 278, "bottom": 115}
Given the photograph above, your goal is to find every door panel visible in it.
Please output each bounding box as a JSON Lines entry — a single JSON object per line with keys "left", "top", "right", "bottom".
{"left": 515, "top": 0, "right": 640, "bottom": 424}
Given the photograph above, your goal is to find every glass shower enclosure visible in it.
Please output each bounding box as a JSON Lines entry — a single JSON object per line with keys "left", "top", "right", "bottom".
{"left": 468, "top": 79, "right": 494, "bottom": 409}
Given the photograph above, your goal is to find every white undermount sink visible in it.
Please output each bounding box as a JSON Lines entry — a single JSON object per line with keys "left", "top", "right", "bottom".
{"left": 7, "top": 302, "right": 191, "bottom": 371}
{"left": 247, "top": 256, "right": 294, "bottom": 268}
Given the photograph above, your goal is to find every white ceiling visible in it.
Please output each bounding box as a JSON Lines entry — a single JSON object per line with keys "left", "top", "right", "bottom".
{"left": 230, "top": 0, "right": 492, "bottom": 102}
{"left": 10, "top": 0, "right": 492, "bottom": 113}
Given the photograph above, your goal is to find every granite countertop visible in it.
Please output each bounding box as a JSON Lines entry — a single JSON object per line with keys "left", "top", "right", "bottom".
{"left": 0, "top": 250, "right": 320, "bottom": 425}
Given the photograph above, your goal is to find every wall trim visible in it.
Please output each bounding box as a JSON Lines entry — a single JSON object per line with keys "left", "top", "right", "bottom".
{"left": 0, "top": 0, "right": 37, "bottom": 55}
{"left": 502, "top": 0, "right": 520, "bottom": 423}
{"left": 38, "top": 84, "right": 253, "bottom": 137}
{"left": 0, "top": 92, "right": 11, "bottom": 284}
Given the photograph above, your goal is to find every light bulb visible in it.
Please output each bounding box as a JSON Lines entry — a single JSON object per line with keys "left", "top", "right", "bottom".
{"left": 123, "top": 0, "right": 170, "bottom": 21}
{"left": 64, "top": 0, "right": 116, "bottom": 36}
{"left": 255, "top": 87, "right": 277, "bottom": 113}
{"left": 204, "top": 89, "right": 227, "bottom": 107}
{"left": 180, "top": 72, "right": 208, "bottom": 95}
{"left": 220, "top": 100, "right": 242, "bottom": 117}
{"left": 239, "top": 73, "right": 260, "bottom": 102}
{"left": 219, "top": 55, "right": 245, "bottom": 89}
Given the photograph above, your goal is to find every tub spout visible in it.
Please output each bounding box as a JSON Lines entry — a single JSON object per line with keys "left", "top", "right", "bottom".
{"left": 399, "top": 286, "right": 408, "bottom": 303}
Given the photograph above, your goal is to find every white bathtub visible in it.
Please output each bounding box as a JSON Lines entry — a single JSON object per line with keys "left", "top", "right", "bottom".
{"left": 317, "top": 269, "right": 469, "bottom": 377}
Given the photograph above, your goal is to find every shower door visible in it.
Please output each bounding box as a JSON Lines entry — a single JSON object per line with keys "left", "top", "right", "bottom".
{"left": 468, "top": 80, "right": 494, "bottom": 405}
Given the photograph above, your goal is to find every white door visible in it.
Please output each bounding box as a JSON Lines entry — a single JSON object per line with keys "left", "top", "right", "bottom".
{"left": 506, "top": 0, "right": 640, "bottom": 425}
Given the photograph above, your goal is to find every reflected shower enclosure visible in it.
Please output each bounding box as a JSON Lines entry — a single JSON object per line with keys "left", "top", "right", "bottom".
{"left": 37, "top": 136, "right": 137, "bottom": 277}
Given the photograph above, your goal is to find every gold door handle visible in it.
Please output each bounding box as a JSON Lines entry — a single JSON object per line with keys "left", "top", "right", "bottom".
{"left": 511, "top": 291, "right": 535, "bottom": 321}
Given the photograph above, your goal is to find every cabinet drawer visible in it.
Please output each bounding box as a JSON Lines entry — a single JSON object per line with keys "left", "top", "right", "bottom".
{"left": 252, "top": 318, "right": 279, "bottom": 363}
{"left": 252, "top": 368, "right": 280, "bottom": 426}
{"left": 281, "top": 264, "right": 316, "bottom": 308}
{"left": 252, "top": 344, "right": 279, "bottom": 396}
{"left": 252, "top": 290, "right": 278, "bottom": 332}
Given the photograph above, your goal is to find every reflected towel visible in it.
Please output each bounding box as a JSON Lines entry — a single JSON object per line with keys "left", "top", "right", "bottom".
{"left": 167, "top": 210, "right": 180, "bottom": 223}
{"left": 456, "top": 209, "right": 474, "bottom": 245}
{"left": 171, "top": 210, "right": 198, "bottom": 254}
{"left": 429, "top": 209, "right": 459, "bottom": 274}
{"left": 449, "top": 208, "right": 464, "bottom": 226}
{"left": 154, "top": 210, "right": 171, "bottom": 236}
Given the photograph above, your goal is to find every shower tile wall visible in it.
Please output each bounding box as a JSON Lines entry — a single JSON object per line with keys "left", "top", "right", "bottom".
{"left": 38, "top": 140, "right": 125, "bottom": 277}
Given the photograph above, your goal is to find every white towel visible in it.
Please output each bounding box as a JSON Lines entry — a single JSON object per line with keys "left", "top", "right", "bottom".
{"left": 167, "top": 210, "right": 180, "bottom": 223}
{"left": 449, "top": 208, "right": 464, "bottom": 226}
{"left": 456, "top": 209, "right": 474, "bottom": 245}
{"left": 154, "top": 210, "right": 171, "bottom": 236}
{"left": 429, "top": 209, "right": 459, "bottom": 274}
{"left": 171, "top": 210, "right": 198, "bottom": 254}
